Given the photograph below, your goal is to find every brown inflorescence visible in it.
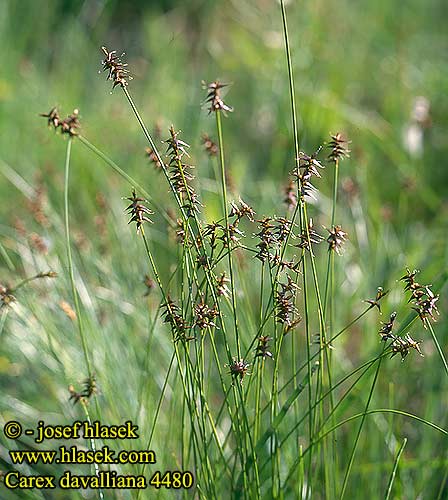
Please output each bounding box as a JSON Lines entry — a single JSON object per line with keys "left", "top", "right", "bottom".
{"left": 326, "top": 225, "right": 348, "bottom": 255}
{"left": 228, "top": 358, "right": 250, "bottom": 384}
{"left": 327, "top": 132, "right": 351, "bottom": 163}
{"left": 101, "top": 46, "right": 130, "bottom": 89}
{"left": 203, "top": 81, "right": 233, "bottom": 115}
{"left": 165, "top": 126, "right": 201, "bottom": 217}
{"left": 400, "top": 268, "right": 440, "bottom": 328}
{"left": 125, "top": 189, "right": 153, "bottom": 234}
{"left": 40, "top": 107, "right": 80, "bottom": 136}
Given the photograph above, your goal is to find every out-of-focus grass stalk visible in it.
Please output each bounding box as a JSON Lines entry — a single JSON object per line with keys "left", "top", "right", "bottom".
{"left": 384, "top": 437, "right": 407, "bottom": 500}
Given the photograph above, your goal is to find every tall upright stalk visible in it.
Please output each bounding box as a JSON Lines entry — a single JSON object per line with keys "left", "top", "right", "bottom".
{"left": 63, "top": 138, "right": 92, "bottom": 377}
{"left": 279, "top": 1, "right": 315, "bottom": 494}
{"left": 215, "top": 110, "right": 241, "bottom": 359}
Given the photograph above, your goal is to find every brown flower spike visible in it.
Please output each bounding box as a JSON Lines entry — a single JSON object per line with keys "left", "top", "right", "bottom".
{"left": 326, "top": 225, "right": 348, "bottom": 255}
{"left": 101, "top": 46, "right": 130, "bottom": 89}
{"left": 228, "top": 358, "right": 250, "bottom": 384}
{"left": 203, "top": 81, "right": 233, "bottom": 115}
{"left": 125, "top": 189, "right": 153, "bottom": 234}
{"left": 327, "top": 133, "right": 351, "bottom": 163}
{"left": 40, "top": 107, "right": 80, "bottom": 136}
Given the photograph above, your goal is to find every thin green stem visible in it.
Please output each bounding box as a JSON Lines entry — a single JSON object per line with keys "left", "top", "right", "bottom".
{"left": 63, "top": 138, "right": 92, "bottom": 377}
{"left": 384, "top": 438, "right": 407, "bottom": 500}
{"left": 425, "top": 319, "right": 448, "bottom": 376}
{"left": 78, "top": 135, "right": 173, "bottom": 227}
{"left": 215, "top": 110, "right": 240, "bottom": 359}
{"left": 339, "top": 344, "right": 385, "bottom": 499}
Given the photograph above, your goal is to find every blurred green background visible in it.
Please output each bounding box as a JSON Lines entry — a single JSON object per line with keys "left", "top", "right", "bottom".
{"left": 0, "top": 0, "right": 447, "bottom": 498}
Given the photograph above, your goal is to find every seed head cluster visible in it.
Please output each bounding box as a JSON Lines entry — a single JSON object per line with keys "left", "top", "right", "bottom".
{"left": 125, "top": 189, "right": 153, "bottom": 234}
{"left": 40, "top": 107, "right": 80, "bottom": 136}
{"left": 194, "top": 300, "right": 219, "bottom": 330}
{"left": 326, "top": 225, "right": 348, "bottom": 255}
{"left": 69, "top": 375, "right": 97, "bottom": 405}
{"left": 292, "top": 148, "right": 324, "bottom": 200}
{"left": 165, "top": 126, "right": 201, "bottom": 216}
{"left": 275, "top": 275, "right": 301, "bottom": 333}
{"left": 377, "top": 311, "right": 423, "bottom": 361}
{"left": 327, "top": 133, "right": 351, "bottom": 163}
{"left": 401, "top": 268, "right": 440, "bottom": 327}
{"left": 227, "top": 358, "right": 250, "bottom": 384}
{"left": 295, "top": 218, "right": 324, "bottom": 254}
{"left": 201, "top": 133, "right": 219, "bottom": 157}
{"left": 162, "top": 296, "right": 192, "bottom": 343}
{"left": 255, "top": 335, "right": 273, "bottom": 360}
{"left": 203, "top": 81, "right": 233, "bottom": 115}
{"left": 364, "top": 287, "right": 389, "bottom": 312}
{"left": 101, "top": 46, "right": 130, "bottom": 89}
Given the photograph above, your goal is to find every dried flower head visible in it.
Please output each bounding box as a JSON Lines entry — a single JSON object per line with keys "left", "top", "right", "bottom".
{"left": 227, "top": 358, "right": 250, "bottom": 384}
{"left": 391, "top": 334, "right": 423, "bottom": 360}
{"left": 365, "top": 287, "right": 389, "bottom": 312}
{"left": 0, "top": 284, "right": 15, "bottom": 309}
{"left": 379, "top": 311, "right": 397, "bottom": 341}
{"left": 413, "top": 290, "right": 440, "bottom": 327}
{"left": 162, "top": 296, "right": 193, "bottom": 342}
{"left": 125, "top": 189, "right": 153, "bottom": 234}
{"left": 326, "top": 225, "right": 347, "bottom": 255}
{"left": 216, "top": 273, "right": 230, "bottom": 298}
{"left": 229, "top": 199, "right": 256, "bottom": 222}
{"left": 82, "top": 375, "right": 98, "bottom": 399}
{"left": 203, "top": 81, "right": 233, "bottom": 115}
{"left": 201, "top": 133, "right": 219, "bottom": 157}
{"left": 295, "top": 218, "right": 324, "bottom": 254}
{"left": 291, "top": 147, "right": 324, "bottom": 200}
{"left": 40, "top": 107, "right": 60, "bottom": 128}
{"left": 327, "top": 133, "right": 351, "bottom": 163}
{"left": 194, "top": 300, "right": 219, "bottom": 330}
{"left": 69, "top": 374, "right": 97, "bottom": 405}
{"left": 276, "top": 275, "right": 301, "bottom": 333}
{"left": 400, "top": 267, "right": 440, "bottom": 328}
{"left": 145, "top": 147, "right": 164, "bottom": 170}
{"left": 400, "top": 268, "right": 422, "bottom": 293}
{"left": 101, "top": 46, "right": 130, "bottom": 89}
{"left": 284, "top": 179, "right": 298, "bottom": 211}
{"left": 60, "top": 109, "right": 80, "bottom": 136}
{"left": 143, "top": 275, "right": 155, "bottom": 296}
{"left": 40, "top": 107, "right": 80, "bottom": 136}
{"left": 255, "top": 335, "right": 273, "bottom": 360}
{"left": 165, "top": 126, "right": 201, "bottom": 216}
{"left": 254, "top": 217, "right": 276, "bottom": 263}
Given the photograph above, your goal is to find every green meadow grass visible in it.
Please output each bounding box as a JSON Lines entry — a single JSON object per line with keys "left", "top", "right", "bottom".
{"left": 0, "top": 1, "right": 447, "bottom": 498}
